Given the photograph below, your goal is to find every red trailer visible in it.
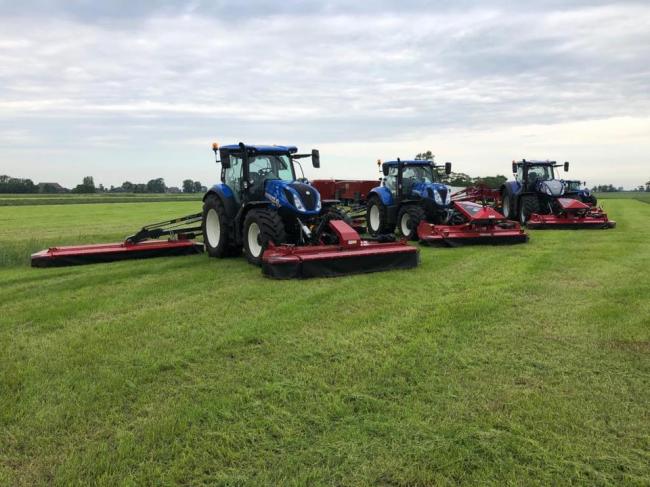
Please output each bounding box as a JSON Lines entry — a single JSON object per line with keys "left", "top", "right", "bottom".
{"left": 311, "top": 179, "right": 379, "bottom": 203}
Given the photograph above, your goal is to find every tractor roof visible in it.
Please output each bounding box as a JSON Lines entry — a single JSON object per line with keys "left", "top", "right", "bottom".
{"left": 220, "top": 144, "right": 298, "bottom": 154}
{"left": 383, "top": 160, "right": 433, "bottom": 167}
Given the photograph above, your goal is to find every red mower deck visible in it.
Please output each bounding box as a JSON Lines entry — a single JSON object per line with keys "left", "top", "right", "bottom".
{"left": 527, "top": 198, "right": 616, "bottom": 229}
{"left": 417, "top": 201, "right": 528, "bottom": 246}
{"left": 262, "top": 220, "right": 419, "bottom": 278}
{"left": 31, "top": 239, "right": 204, "bottom": 267}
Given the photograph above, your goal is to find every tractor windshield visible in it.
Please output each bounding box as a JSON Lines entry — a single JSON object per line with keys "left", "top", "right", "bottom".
{"left": 403, "top": 165, "right": 435, "bottom": 184}
{"left": 566, "top": 181, "right": 581, "bottom": 191}
{"left": 527, "top": 165, "right": 555, "bottom": 183}
{"left": 249, "top": 154, "right": 295, "bottom": 183}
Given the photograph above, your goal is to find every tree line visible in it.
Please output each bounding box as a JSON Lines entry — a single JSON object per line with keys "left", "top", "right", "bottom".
{"left": 0, "top": 175, "right": 206, "bottom": 194}
{"left": 414, "top": 151, "right": 507, "bottom": 189}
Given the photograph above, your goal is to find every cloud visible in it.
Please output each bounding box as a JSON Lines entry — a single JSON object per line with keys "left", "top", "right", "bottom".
{"left": 0, "top": 1, "right": 648, "bottom": 187}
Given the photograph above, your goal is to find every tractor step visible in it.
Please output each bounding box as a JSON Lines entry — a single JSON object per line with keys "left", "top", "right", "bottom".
{"left": 31, "top": 239, "right": 204, "bottom": 267}
{"left": 262, "top": 220, "right": 419, "bottom": 278}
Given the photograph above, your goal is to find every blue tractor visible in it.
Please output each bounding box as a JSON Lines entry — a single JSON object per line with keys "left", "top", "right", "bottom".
{"left": 365, "top": 158, "right": 453, "bottom": 239}
{"left": 201, "top": 142, "right": 341, "bottom": 264}
{"left": 564, "top": 180, "right": 597, "bottom": 206}
{"left": 501, "top": 159, "right": 572, "bottom": 224}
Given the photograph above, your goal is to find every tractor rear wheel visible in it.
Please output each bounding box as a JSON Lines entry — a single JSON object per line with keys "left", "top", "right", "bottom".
{"left": 243, "top": 209, "right": 287, "bottom": 266}
{"left": 519, "top": 196, "right": 540, "bottom": 225}
{"left": 397, "top": 205, "right": 425, "bottom": 240}
{"left": 202, "top": 195, "right": 234, "bottom": 258}
{"left": 367, "top": 197, "right": 390, "bottom": 235}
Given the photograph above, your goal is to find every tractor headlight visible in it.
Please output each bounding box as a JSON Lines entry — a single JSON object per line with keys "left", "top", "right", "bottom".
{"left": 544, "top": 184, "right": 553, "bottom": 196}
{"left": 444, "top": 189, "right": 451, "bottom": 205}
{"left": 315, "top": 196, "right": 321, "bottom": 212}
{"left": 292, "top": 193, "right": 306, "bottom": 212}
{"left": 284, "top": 188, "right": 306, "bottom": 211}
{"left": 433, "top": 189, "right": 443, "bottom": 205}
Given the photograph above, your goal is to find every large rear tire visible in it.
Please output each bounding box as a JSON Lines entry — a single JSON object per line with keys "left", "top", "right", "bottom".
{"left": 202, "top": 195, "right": 234, "bottom": 258}
{"left": 366, "top": 196, "right": 390, "bottom": 235}
{"left": 243, "top": 209, "right": 287, "bottom": 266}
{"left": 519, "top": 196, "right": 540, "bottom": 225}
{"left": 397, "top": 205, "right": 425, "bottom": 240}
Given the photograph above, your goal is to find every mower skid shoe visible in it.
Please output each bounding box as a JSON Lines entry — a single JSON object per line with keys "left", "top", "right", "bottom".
{"left": 261, "top": 220, "right": 419, "bottom": 279}
{"left": 31, "top": 240, "right": 204, "bottom": 267}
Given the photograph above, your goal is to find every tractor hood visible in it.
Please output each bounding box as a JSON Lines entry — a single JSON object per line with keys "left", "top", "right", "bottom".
{"left": 264, "top": 179, "right": 321, "bottom": 215}
{"left": 411, "top": 182, "right": 452, "bottom": 208}
{"left": 536, "top": 179, "right": 565, "bottom": 197}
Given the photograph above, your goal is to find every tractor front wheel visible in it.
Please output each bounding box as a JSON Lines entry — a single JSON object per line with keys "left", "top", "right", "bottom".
{"left": 202, "top": 195, "right": 234, "bottom": 258}
{"left": 243, "top": 209, "right": 287, "bottom": 266}
{"left": 519, "top": 196, "right": 540, "bottom": 225}
{"left": 397, "top": 205, "right": 425, "bottom": 240}
{"left": 502, "top": 191, "right": 514, "bottom": 219}
{"left": 367, "top": 197, "right": 390, "bottom": 235}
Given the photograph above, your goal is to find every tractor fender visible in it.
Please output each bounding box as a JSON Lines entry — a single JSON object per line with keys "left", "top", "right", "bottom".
{"left": 368, "top": 186, "right": 394, "bottom": 207}
{"left": 203, "top": 184, "right": 239, "bottom": 218}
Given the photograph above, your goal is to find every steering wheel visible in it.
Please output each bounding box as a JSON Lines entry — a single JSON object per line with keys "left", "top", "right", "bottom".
{"left": 248, "top": 172, "right": 264, "bottom": 187}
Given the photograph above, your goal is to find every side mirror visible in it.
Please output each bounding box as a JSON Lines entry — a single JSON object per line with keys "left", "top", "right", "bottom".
{"left": 445, "top": 162, "right": 452, "bottom": 175}
{"left": 512, "top": 162, "right": 517, "bottom": 174}
{"left": 311, "top": 149, "right": 320, "bottom": 168}
{"left": 221, "top": 152, "right": 231, "bottom": 169}
{"left": 564, "top": 161, "right": 569, "bottom": 172}
{"left": 382, "top": 164, "right": 389, "bottom": 177}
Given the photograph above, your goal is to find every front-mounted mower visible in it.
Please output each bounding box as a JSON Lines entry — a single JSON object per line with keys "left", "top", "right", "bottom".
{"left": 501, "top": 159, "right": 614, "bottom": 229}
{"left": 32, "top": 143, "right": 419, "bottom": 278}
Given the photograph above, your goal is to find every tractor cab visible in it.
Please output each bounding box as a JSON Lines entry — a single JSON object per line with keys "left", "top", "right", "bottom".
{"left": 379, "top": 159, "right": 452, "bottom": 208}
{"left": 510, "top": 159, "right": 570, "bottom": 198}
{"left": 215, "top": 143, "right": 322, "bottom": 215}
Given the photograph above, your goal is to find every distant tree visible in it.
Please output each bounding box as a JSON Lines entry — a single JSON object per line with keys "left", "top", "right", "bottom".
{"left": 192, "top": 181, "right": 203, "bottom": 193}
{"left": 133, "top": 183, "right": 147, "bottom": 193}
{"left": 0, "top": 176, "right": 37, "bottom": 193}
{"left": 146, "top": 178, "right": 166, "bottom": 193}
{"left": 414, "top": 150, "right": 434, "bottom": 161}
{"left": 475, "top": 175, "right": 507, "bottom": 189}
{"left": 71, "top": 176, "right": 96, "bottom": 194}
{"left": 121, "top": 181, "right": 134, "bottom": 192}
{"left": 646, "top": 180, "right": 650, "bottom": 192}
{"left": 182, "top": 179, "right": 194, "bottom": 193}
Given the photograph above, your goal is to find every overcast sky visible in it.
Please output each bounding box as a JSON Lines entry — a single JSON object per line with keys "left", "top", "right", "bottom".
{"left": 1, "top": 0, "right": 649, "bottom": 188}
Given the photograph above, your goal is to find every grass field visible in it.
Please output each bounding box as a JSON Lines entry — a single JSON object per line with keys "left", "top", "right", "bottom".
{"left": 1, "top": 197, "right": 648, "bottom": 485}
{"left": 595, "top": 192, "right": 650, "bottom": 203}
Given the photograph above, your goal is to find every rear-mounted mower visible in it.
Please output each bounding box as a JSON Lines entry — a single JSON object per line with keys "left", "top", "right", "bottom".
{"left": 31, "top": 143, "right": 419, "bottom": 278}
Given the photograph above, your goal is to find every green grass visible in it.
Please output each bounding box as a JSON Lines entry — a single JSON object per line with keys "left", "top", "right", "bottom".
{"left": 0, "top": 193, "right": 202, "bottom": 206}
{"left": 0, "top": 199, "right": 649, "bottom": 485}
{"left": 595, "top": 192, "right": 650, "bottom": 203}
